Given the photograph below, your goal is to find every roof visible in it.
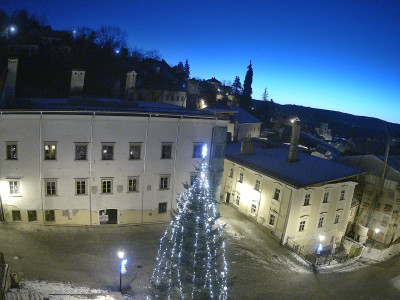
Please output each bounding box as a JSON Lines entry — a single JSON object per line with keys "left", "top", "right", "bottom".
{"left": 231, "top": 106, "right": 261, "bottom": 124}
{"left": 1, "top": 98, "right": 215, "bottom": 119}
{"left": 225, "top": 140, "right": 363, "bottom": 188}
{"left": 335, "top": 155, "right": 400, "bottom": 183}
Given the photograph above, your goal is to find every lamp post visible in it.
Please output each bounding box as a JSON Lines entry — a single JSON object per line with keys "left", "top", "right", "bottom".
{"left": 117, "top": 251, "right": 127, "bottom": 293}
{"left": 317, "top": 235, "right": 325, "bottom": 254}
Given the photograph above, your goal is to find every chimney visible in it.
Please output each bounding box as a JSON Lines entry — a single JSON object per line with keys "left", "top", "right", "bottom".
{"left": 126, "top": 71, "right": 137, "bottom": 91}
{"left": 1, "top": 58, "right": 18, "bottom": 103}
{"left": 287, "top": 118, "right": 300, "bottom": 162}
{"left": 70, "top": 69, "right": 85, "bottom": 95}
{"left": 241, "top": 139, "right": 254, "bottom": 155}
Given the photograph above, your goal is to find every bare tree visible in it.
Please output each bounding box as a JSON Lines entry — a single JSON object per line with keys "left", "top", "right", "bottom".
{"left": 95, "top": 25, "right": 127, "bottom": 51}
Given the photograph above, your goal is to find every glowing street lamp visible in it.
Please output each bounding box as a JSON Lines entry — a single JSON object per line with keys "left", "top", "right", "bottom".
{"left": 317, "top": 235, "right": 325, "bottom": 254}
{"left": 117, "top": 251, "right": 127, "bottom": 293}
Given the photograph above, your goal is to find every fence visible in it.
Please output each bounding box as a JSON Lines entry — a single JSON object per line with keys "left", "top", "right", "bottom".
{"left": 286, "top": 237, "right": 312, "bottom": 265}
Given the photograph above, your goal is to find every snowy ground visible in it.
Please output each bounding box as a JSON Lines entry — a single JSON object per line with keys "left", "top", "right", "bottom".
{"left": 1, "top": 204, "right": 400, "bottom": 299}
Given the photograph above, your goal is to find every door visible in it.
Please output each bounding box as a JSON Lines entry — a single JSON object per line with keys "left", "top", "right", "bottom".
{"left": 226, "top": 192, "right": 230, "bottom": 204}
{"left": 99, "top": 209, "right": 118, "bottom": 224}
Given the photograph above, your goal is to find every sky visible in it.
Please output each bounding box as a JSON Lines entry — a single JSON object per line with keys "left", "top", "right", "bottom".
{"left": 2, "top": 0, "right": 400, "bottom": 124}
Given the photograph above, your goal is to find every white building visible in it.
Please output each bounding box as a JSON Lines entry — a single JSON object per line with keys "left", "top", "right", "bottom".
{"left": 0, "top": 102, "right": 227, "bottom": 225}
{"left": 222, "top": 139, "right": 363, "bottom": 254}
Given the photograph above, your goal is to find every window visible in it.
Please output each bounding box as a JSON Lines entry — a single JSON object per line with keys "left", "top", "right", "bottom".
{"left": 75, "top": 143, "right": 88, "bottom": 160}
{"left": 128, "top": 177, "right": 138, "bottom": 192}
{"left": 340, "top": 190, "right": 345, "bottom": 201}
{"left": 129, "top": 143, "right": 141, "bottom": 160}
{"left": 160, "top": 175, "right": 170, "bottom": 190}
{"left": 190, "top": 173, "right": 198, "bottom": 185}
{"left": 102, "top": 144, "right": 114, "bottom": 160}
{"left": 212, "top": 144, "right": 224, "bottom": 158}
{"left": 334, "top": 214, "right": 340, "bottom": 224}
{"left": 323, "top": 192, "right": 329, "bottom": 203}
{"left": 192, "top": 144, "right": 203, "bottom": 158}
{"left": 250, "top": 204, "right": 257, "bottom": 215}
{"left": 384, "top": 203, "right": 393, "bottom": 213}
{"left": 28, "top": 210, "right": 37, "bottom": 222}
{"left": 12, "top": 210, "right": 21, "bottom": 221}
{"left": 75, "top": 179, "right": 87, "bottom": 195}
{"left": 255, "top": 179, "right": 261, "bottom": 192}
{"left": 269, "top": 214, "right": 276, "bottom": 226}
{"left": 238, "top": 172, "right": 244, "bottom": 183}
{"left": 6, "top": 143, "right": 17, "bottom": 160}
{"left": 45, "top": 210, "right": 55, "bottom": 222}
{"left": 9, "top": 181, "right": 19, "bottom": 195}
{"left": 235, "top": 195, "right": 240, "bottom": 206}
{"left": 44, "top": 143, "right": 57, "bottom": 160}
{"left": 318, "top": 217, "right": 324, "bottom": 228}
{"left": 304, "top": 194, "right": 311, "bottom": 206}
{"left": 159, "top": 202, "right": 167, "bottom": 214}
{"left": 45, "top": 180, "right": 57, "bottom": 196}
{"left": 229, "top": 168, "right": 234, "bottom": 178}
{"left": 299, "top": 220, "right": 306, "bottom": 232}
{"left": 161, "top": 143, "right": 172, "bottom": 159}
{"left": 101, "top": 179, "right": 113, "bottom": 194}
{"left": 273, "top": 188, "right": 280, "bottom": 201}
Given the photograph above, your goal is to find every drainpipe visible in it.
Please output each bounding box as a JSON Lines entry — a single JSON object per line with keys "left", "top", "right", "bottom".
{"left": 89, "top": 112, "right": 95, "bottom": 225}
{"left": 141, "top": 114, "right": 151, "bottom": 223}
{"left": 39, "top": 112, "right": 44, "bottom": 224}
{"left": 280, "top": 185, "right": 293, "bottom": 245}
{"left": 170, "top": 116, "right": 182, "bottom": 211}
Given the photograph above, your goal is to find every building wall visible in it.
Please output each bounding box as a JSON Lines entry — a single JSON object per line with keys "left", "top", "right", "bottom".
{"left": 236, "top": 123, "right": 261, "bottom": 141}
{"left": 134, "top": 89, "right": 187, "bottom": 107}
{"left": 0, "top": 113, "right": 227, "bottom": 225}
{"left": 222, "top": 159, "right": 357, "bottom": 253}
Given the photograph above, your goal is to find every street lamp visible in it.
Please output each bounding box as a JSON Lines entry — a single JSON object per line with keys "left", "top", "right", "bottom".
{"left": 117, "top": 251, "right": 127, "bottom": 293}
{"left": 317, "top": 235, "right": 324, "bottom": 254}
{"left": 369, "top": 228, "right": 380, "bottom": 252}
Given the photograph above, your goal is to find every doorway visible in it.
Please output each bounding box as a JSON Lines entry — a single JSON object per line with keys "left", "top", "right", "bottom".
{"left": 99, "top": 209, "right": 118, "bottom": 224}
{"left": 226, "top": 192, "right": 231, "bottom": 204}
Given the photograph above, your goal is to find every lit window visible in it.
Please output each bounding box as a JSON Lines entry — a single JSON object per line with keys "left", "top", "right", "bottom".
{"left": 238, "top": 172, "right": 243, "bottom": 183}
{"left": 235, "top": 195, "right": 240, "bottom": 206}
{"left": 229, "top": 168, "right": 234, "bottom": 178}
{"left": 45, "top": 210, "right": 55, "bottom": 222}
{"left": 45, "top": 180, "right": 57, "bottom": 196}
{"left": 340, "top": 190, "right": 345, "bottom": 201}
{"left": 269, "top": 214, "right": 276, "bottom": 226}
{"left": 75, "top": 143, "right": 88, "bottom": 160}
{"left": 160, "top": 175, "right": 170, "bottom": 190}
{"left": 273, "top": 188, "right": 280, "bottom": 201}
{"left": 12, "top": 210, "right": 21, "bottom": 221}
{"left": 128, "top": 177, "right": 138, "bottom": 192}
{"left": 75, "top": 179, "right": 87, "bottom": 195}
{"left": 299, "top": 220, "right": 306, "bottom": 232}
{"left": 255, "top": 179, "right": 261, "bottom": 191}
{"left": 9, "top": 181, "right": 19, "bottom": 195}
{"left": 334, "top": 214, "right": 340, "bottom": 224}
{"left": 129, "top": 143, "right": 141, "bottom": 160}
{"left": 193, "top": 144, "right": 203, "bottom": 158}
{"left": 250, "top": 204, "right": 257, "bottom": 215}
{"left": 161, "top": 143, "right": 172, "bottom": 159}
{"left": 28, "top": 210, "right": 37, "bottom": 222}
{"left": 102, "top": 144, "right": 114, "bottom": 160}
{"left": 159, "top": 202, "right": 167, "bottom": 214}
{"left": 318, "top": 217, "right": 324, "bottom": 228}
{"left": 304, "top": 194, "right": 311, "bottom": 206}
{"left": 44, "top": 142, "right": 57, "bottom": 160}
{"left": 323, "top": 192, "right": 329, "bottom": 203}
{"left": 6, "top": 143, "right": 18, "bottom": 160}
{"left": 102, "top": 179, "right": 113, "bottom": 194}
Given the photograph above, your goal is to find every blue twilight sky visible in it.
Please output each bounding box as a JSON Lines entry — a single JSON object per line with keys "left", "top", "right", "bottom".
{"left": 2, "top": 0, "right": 400, "bottom": 124}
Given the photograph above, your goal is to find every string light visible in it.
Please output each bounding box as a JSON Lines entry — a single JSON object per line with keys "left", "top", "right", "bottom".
{"left": 150, "top": 145, "right": 228, "bottom": 299}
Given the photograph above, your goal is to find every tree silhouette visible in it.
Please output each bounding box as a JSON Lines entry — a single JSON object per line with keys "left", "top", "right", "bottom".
{"left": 241, "top": 61, "right": 253, "bottom": 109}
{"left": 184, "top": 59, "right": 190, "bottom": 79}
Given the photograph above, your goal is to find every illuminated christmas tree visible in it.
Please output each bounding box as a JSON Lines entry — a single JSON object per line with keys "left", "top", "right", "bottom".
{"left": 150, "top": 145, "right": 228, "bottom": 299}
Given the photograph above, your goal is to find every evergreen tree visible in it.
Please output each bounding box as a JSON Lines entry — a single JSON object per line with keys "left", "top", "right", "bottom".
{"left": 184, "top": 59, "right": 190, "bottom": 78}
{"left": 262, "top": 87, "right": 269, "bottom": 101}
{"left": 231, "top": 76, "right": 242, "bottom": 95}
{"left": 241, "top": 61, "right": 253, "bottom": 109}
{"left": 150, "top": 146, "right": 228, "bottom": 299}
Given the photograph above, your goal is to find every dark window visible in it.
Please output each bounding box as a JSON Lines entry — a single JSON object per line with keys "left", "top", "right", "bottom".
{"left": 193, "top": 144, "right": 203, "bottom": 158}
{"left": 273, "top": 188, "right": 280, "bottom": 201}
{"left": 28, "top": 210, "right": 37, "bottom": 222}
{"left": 128, "top": 177, "right": 138, "bottom": 192}
{"left": 323, "top": 192, "right": 329, "bottom": 203}
{"left": 238, "top": 172, "right": 243, "bottom": 183}
{"left": 318, "top": 217, "right": 324, "bottom": 228}
{"left": 161, "top": 144, "right": 172, "bottom": 159}
{"left": 299, "top": 220, "right": 306, "bottom": 231}
{"left": 129, "top": 144, "right": 141, "bottom": 160}
{"left": 75, "top": 144, "right": 87, "bottom": 160}
{"left": 160, "top": 176, "right": 170, "bottom": 190}
{"left": 102, "top": 144, "right": 114, "bottom": 160}
{"left": 304, "top": 194, "right": 311, "bottom": 206}
{"left": 12, "top": 210, "right": 21, "bottom": 221}
{"left": 45, "top": 210, "right": 55, "bottom": 222}
{"left": 6, "top": 144, "right": 17, "bottom": 160}
{"left": 190, "top": 174, "right": 198, "bottom": 185}
{"left": 269, "top": 214, "right": 275, "bottom": 226}
{"left": 102, "top": 179, "right": 112, "bottom": 194}
{"left": 45, "top": 180, "right": 57, "bottom": 195}
{"left": 158, "top": 202, "right": 167, "bottom": 214}
{"left": 76, "top": 180, "right": 86, "bottom": 195}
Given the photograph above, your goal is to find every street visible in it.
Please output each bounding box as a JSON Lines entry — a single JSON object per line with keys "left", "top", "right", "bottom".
{"left": 1, "top": 204, "right": 400, "bottom": 299}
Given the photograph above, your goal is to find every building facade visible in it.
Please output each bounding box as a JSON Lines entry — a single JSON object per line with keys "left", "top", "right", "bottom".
{"left": 0, "top": 110, "right": 227, "bottom": 225}
{"left": 222, "top": 140, "right": 362, "bottom": 254}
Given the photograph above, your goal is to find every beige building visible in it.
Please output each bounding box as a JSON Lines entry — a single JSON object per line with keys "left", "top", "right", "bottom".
{"left": 222, "top": 139, "right": 362, "bottom": 254}
{"left": 0, "top": 102, "right": 227, "bottom": 225}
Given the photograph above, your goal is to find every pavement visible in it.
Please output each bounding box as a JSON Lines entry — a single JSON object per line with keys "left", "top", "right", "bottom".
{"left": 1, "top": 204, "right": 400, "bottom": 299}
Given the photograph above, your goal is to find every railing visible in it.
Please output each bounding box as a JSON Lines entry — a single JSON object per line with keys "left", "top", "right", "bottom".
{"left": 286, "top": 237, "right": 312, "bottom": 265}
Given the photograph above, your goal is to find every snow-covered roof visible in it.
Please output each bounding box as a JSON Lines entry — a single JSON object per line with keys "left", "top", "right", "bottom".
{"left": 231, "top": 106, "right": 261, "bottom": 124}
{"left": 1, "top": 98, "right": 215, "bottom": 118}
{"left": 225, "top": 140, "right": 363, "bottom": 188}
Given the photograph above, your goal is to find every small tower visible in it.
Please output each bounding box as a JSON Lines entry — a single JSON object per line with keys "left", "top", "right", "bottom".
{"left": 1, "top": 58, "right": 18, "bottom": 104}
{"left": 125, "top": 71, "right": 137, "bottom": 99}
{"left": 70, "top": 69, "right": 85, "bottom": 95}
